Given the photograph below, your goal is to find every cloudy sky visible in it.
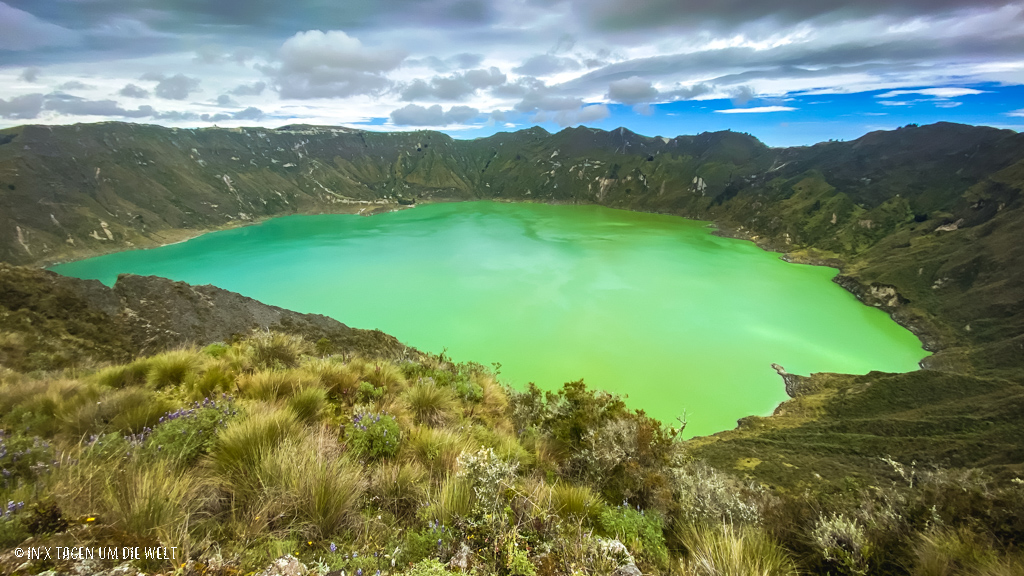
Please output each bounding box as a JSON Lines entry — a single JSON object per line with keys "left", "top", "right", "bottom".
{"left": 1, "top": 0, "right": 1023, "bottom": 145}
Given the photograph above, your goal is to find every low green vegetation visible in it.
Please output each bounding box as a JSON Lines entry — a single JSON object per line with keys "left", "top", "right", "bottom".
{"left": 0, "top": 331, "right": 1020, "bottom": 575}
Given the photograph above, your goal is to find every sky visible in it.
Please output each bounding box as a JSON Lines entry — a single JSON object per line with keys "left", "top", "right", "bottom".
{"left": 1, "top": 0, "right": 1023, "bottom": 146}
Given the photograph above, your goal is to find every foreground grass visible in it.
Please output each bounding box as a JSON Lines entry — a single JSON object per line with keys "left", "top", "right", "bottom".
{"left": 0, "top": 332, "right": 1021, "bottom": 575}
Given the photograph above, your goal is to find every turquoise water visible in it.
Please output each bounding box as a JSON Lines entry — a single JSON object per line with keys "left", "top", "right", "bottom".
{"left": 52, "top": 202, "right": 928, "bottom": 437}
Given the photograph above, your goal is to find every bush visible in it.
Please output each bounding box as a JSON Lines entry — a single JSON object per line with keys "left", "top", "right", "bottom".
{"left": 142, "top": 397, "right": 238, "bottom": 467}
{"left": 599, "top": 503, "right": 668, "bottom": 572}
{"left": 356, "top": 381, "right": 384, "bottom": 404}
{"left": 23, "top": 501, "right": 69, "bottom": 536}
{"left": 348, "top": 411, "right": 401, "bottom": 461}
{"left": 811, "top": 512, "right": 871, "bottom": 575}
{"left": 0, "top": 432, "right": 55, "bottom": 488}
{"left": 403, "top": 559, "right": 457, "bottom": 576}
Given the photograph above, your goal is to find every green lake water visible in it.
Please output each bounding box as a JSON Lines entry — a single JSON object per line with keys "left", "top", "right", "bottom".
{"left": 51, "top": 201, "right": 928, "bottom": 437}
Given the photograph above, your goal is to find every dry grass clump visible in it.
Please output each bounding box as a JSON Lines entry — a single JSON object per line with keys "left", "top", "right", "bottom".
{"left": 405, "top": 426, "right": 474, "bottom": 478}
{"left": 102, "top": 462, "right": 207, "bottom": 552}
{"left": 208, "top": 406, "right": 302, "bottom": 492}
{"left": 423, "top": 475, "right": 476, "bottom": 524}
{"left": 550, "top": 483, "right": 602, "bottom": 523}
{"left": 286, "top": 386, "right": 329, "bottom": 423}
{"left": 94, "top": 358, "right": 153, "bottom": 388}
{"left": 248, "top": 331, "right": 308, "bottom": 369}
{"left": 302, "top": 358, "right": 362, "bottom": 399}
{"left": 237, "top": 369, "right": 319, "bottom": 400}
{"left": 363, "top": 361, "right": 407, "bottom": 392}
{"left": 98, "top": 387, "right": 173, "bottom": 434}
{"left": 146, "top": 348, "right": 202, "bottom": 389}
{"left": 911, "top": 527, "right": 1024, "bottom": 576}
{"left": 679, "top": 523, "right": 799, "bottom": 576}
{"left": 369, "top": 461, "right": 427, "bottom": 521}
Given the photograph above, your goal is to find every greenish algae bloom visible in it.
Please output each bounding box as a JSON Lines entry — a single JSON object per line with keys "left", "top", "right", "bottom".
{"left": 52, "top": 202, "right": 928, "bottom": 437}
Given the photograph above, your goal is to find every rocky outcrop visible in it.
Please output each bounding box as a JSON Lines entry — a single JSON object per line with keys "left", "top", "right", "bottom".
{"left": 772, "top": 363, "right": 815, "bottom": 397}
{"left": 0, "top": 263, "right": 416, "bottom": 370}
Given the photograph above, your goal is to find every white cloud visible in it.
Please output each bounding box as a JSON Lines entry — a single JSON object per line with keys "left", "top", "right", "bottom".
{"left": 1007, "top": 108, "right": 1024, "bottom": 117}
{"left": 714, "top": 106, "right": 796, "bottom": 113}
{"left": 875, "top": 87, "right": 987, "bottom": 98}
{"left": 270, "top": 30, "right": 406, "bottom": 99}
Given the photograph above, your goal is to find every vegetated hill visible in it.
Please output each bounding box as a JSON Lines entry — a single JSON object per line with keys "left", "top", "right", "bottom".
{"left": 2, "top": 120, "right": 1023, "bottom": 488}
{"left": 0, "top": 263, "right": 415, "bottom": 372}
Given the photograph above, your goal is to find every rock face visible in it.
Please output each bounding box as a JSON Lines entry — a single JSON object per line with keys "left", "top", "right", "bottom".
{"left": 772, "top": 363, "right": 815, "bottom": 398}
{"left": 0, "top": 263, "right": 416, "bottom": 370}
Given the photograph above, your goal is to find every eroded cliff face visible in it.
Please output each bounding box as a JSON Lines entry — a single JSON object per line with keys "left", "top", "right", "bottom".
{"left": 0, "top": 263, "right": 416, "bottom": 371}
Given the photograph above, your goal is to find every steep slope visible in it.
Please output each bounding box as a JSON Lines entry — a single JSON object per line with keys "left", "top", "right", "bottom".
{"left": 0, "top": 263, "right": 415, "bottom": 371}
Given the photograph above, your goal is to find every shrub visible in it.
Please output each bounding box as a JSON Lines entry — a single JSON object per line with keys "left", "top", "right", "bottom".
{"left": 248, "top": 332, "right": 307, "bottom": 369}
{"left": 23, "top": 501, "right": 69, "bottom": 536}
{"left": 671, "top": 461, "right": 763, "bottom": 527}
{"left": 811, "top": 512, "right": 871, "bottom": 575}
{"left": 681, "top": 523, "right": 799, "bottom": 576}
{"left": 0, "top": 432, "right": 55, "bottom": 488}
{"left": 348, "top": 412, "right": 401, "bottom": 461}
{"left": 142, "top": 397, "right": 238, "bottom": 467}
{"left": 401, "top": 521, "right": 455, "bottom": 566}
{"left": 406, "top": 382, "right": 456, "bottom": 427}
{"left": 356, "top": 381, "right": 384, "bottom": 404}
{"left": 403, "top": 559, "right": 457, "bottom": 576}
{"left": 146, "top": 349, "right": 201, "bottom": 389}
{"left": 287, "top": 386, "right": 328, "bottom": 423}
{"left": 457, "top": 447, "right": 519, "bottom": 513}
{"left": 599, "top": 503, "right": 668, "bottom": 572}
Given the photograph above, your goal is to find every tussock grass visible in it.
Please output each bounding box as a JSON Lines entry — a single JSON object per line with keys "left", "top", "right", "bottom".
{"left": 286, "top": 386, "right": 328, "bottom": 423}
{"left": 238, "top": 369, "right": 318, "bottom": 400}
{"left": 249, "top": 331, "right": 308, "bottom": 369}
{"left": 94, "top": 359, "right": 153, "bottom": 389}
{"left": 405, "top": 381, "right": 456, "bottom": 427}
{"left": 146, "top": 349, "right": 201, "bottom": 389}
{"left": 99, "top": 387, "right": 172, "bottom": 434}
{"left": 209, "top": 407, "right": 302, "bottom": 493}
{"left": 184, "top": 361, "right": 235, "bottom": 399}
{"left": 909, "top": 527, "right": 1024, "bottom": 576}
{"left": 363, "top": 361, "right": 406, "bottom": 392}
{"left": 370, "top": 461, "right": 427, "bottom": 521}
{"left": 679, "top": 523, "right": 798, "bottom": 576}
{"left": 406, "top": 426, "right": 474, "bottom": 478}
{"left": 303, "top": 358, "right": 361, "bottom": 400}
{"left": 259, "top": 429, "right": 365, "bottom": 538}
{"left": 102, "top": 462, "right": 206, "bottom": 550}
{"left": 424, "top": 476, "right": 475, "bottom": 524}
{"left": 551, "top": 483, "right": 601, "bottom": 523}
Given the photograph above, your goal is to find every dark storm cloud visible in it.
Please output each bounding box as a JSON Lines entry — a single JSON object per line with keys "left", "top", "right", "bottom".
{"left": 390, "top": 103, "right": 479, "bottom": 125}
{"left": 399, "top": 67, "right": 506, "bottom": 101}
{"left": 574, "top": 0, "right": 1019, "bottom": 31}
{"left": 0, "top": 93, "right": 45, "bottom": 119}
{"left": 119, "top": 84, "right": 150, "bottom": 98}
